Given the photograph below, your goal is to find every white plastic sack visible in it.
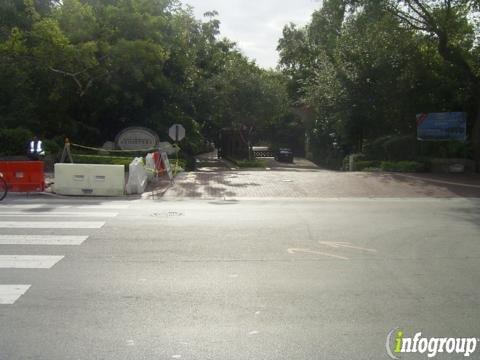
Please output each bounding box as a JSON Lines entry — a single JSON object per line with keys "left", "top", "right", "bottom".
{"left": 126, "top": 157, "right": 148, "bottom": 195}
{"left": 145, "top": 153, "right": 156, "bottom": 181}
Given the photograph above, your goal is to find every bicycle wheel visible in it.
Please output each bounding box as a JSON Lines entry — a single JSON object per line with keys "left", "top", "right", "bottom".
{"left": 0, "top": 176, "right": 7, "bottom": 201}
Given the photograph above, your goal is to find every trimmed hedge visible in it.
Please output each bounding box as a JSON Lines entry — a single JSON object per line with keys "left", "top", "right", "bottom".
{"left": 342, "top": 153, "right": 366, "bottom": 171}
{"left": 72, "top": 154, "right": 186, "bottom": 172}
{"left": 72, "top": 155, "right": 134, "bottom": 169}
{"left": 359, "top": 161, "right": 425, "bottom": 172}
{"left": 355, "top": 160, "right": 381, "bottom": 171}
{"left": 364, "top": 135, "right": 417, "bottom": 161}
{"left": 0, "top": 128, "right": 34, "bottom": 156}
{"left": 379, "top": 161, "right": 425, "bottom": 172}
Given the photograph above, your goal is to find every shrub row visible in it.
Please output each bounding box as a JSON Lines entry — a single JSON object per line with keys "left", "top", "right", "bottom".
{"left": 357, "top": 160, "right": 425, "bottom": 172}
{"left": 0, "top": 128, "right": 33, "bottom": 156}
{"left": 72, "top": 154, "right": 187, "bottom": 172}
{"left": 364, "top": 135, "right": 417, "bottom": 161}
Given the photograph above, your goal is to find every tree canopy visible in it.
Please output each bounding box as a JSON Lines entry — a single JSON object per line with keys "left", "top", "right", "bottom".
{"left": 278, "top": 0, "right": 480, "bottom": 166}
{"left": 0, "top": 0, "right": 289, "bottom": 156}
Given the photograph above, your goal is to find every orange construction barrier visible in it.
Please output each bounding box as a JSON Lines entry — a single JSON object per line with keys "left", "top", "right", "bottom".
{"left": 0, "top": 161, "right": 45, "bottom": 192}
{"left": 152, "top": 152, "right": 165, "bottom": 174}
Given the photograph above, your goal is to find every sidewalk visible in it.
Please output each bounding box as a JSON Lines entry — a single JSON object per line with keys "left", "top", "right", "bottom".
{"left": 43, "top": 155, "right": 480, "bottom": 200}
{"left": 161, "top": 167, "right": 480, "bottom": 199}
{"left": 195, "top": 150, "right": 233, "bottom": 171}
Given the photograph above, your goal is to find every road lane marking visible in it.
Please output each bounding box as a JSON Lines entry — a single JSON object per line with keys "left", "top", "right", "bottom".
{"left": 287, "top": 248, "right": 349, "bottom": 260}
{"left": 0, "top": 205, "right": 44, "bottom": 209}
{"left": 0, "top": 204, "right": 128, "bottom": 209}
{"left": 318, "top": 241, "right": 377, "bottom": 253}
{"left": 0, "top": 222, "right": 105, "bottom": 229}
{"left": 76, "top": 205, "right": 129, "bottom": 209}
{"left": 0, "top": 235, "right": 88, "bottom": 245}
{"left": 0, "top": 212, "right": 117, "bottom": 218}
{"left": 0, "top": 205, "right": 73, "bottom": 210}
{"left": 0, "top": 285, "right": 31, "bottom": 304}
{"left": 0, "top": 255, "right": 64, "bottom": 268}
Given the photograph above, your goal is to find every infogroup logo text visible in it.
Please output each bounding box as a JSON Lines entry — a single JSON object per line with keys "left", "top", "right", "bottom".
{"left": 386, "top": 329, "right": 478, "bottom": 359}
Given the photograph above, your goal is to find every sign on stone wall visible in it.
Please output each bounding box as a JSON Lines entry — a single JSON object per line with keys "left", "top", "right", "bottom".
{"left": 417, "top": 112, "right": 467, "bottom": 142}
{"left": 115, "top": 127, "right": 160, "bottom": 150}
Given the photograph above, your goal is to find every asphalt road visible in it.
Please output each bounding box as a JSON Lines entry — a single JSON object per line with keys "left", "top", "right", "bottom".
{"left": 0, "top": 195, "right": 480, "bottom": 359}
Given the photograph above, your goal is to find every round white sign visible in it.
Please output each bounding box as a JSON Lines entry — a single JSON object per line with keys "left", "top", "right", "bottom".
{"left": 115, "top": 127, "right": 160, "bottom": 150}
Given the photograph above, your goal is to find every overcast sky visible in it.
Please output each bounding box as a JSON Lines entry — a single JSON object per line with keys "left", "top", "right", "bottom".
{"left": 184, "top": 0, "right": 322, "bottom": 69}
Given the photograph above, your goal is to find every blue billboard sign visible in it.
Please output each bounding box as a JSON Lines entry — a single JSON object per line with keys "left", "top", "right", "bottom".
{"left": 416, "top": 112, "right": 467, "bottom": 141}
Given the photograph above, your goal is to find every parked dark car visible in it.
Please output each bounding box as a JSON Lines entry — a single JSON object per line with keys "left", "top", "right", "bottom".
{"left": 275, "top": 148, "right": 294, "bottom": 163}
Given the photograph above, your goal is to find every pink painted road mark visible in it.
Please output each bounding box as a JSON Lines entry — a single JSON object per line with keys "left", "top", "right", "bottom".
{"left": 287, "top": 248, "right": 349, "bottom": 260}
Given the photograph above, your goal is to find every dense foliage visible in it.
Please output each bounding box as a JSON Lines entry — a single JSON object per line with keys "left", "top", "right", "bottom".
{"left": 2, "top": 0, "right": 480, "bottom": 170}
{"left": 278, "top": 0, "right": 480, "bottom": 168}
{"left": 0, "top": 0, "right": 289, "bottom": 156}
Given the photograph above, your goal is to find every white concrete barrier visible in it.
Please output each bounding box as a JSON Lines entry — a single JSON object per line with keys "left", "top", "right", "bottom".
{"left": 54, "top": 164, "right": 125, "bottom": 196}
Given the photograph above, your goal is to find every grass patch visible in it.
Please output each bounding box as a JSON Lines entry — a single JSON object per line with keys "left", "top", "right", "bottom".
{"left": 72, "top": 154, "right": 134, "bottom": 168}
{"left": 355, "top": 160, "right": 381, "bottom": 171}
{"left": 229, "top": 158, "right": 267, "bottom": 168}
{"left": 169, "top": 158, "right": 187, "bottom": 172}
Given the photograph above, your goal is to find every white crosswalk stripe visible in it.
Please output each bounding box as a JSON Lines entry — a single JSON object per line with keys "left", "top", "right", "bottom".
{"left": 0, "top": 212, "right": 118, "bottom": 218}
{"left": 0, "top": 205, "right": 72, "bottom": 209}
{"left": 0, "top": 221, "right": 105, "bottom": 228}
{"left": 0, "top": 200, "right": 127, "bottom": 304}
{"left": 0, "top": 255, "right": 64, "bottom": 269}
{"left": 0, "top": 285, "right": 31, "bottom": 304}
{"left": 0, "top": 204, "right": 129, "bottom": 210}
{"left": 0, "top": 235, "right": 88, "bottom": 245}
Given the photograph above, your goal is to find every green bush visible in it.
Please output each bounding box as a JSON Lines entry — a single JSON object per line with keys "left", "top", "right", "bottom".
{"left": 355, "top": 160, "right": 381, "bottom": 171}
{"left": 0, "top": 128, "right": 34, "bottom": 156}
{"left": 342, "top": 153, "right": 367, "bottom": 171}
{"left": 380, "top": 161, "right": 425, "bottom": 172}
{"left": 169, "top": 158, "right": 187, "bottom": 172}
{"left": 383, "top": 135, "right": 417, "bottom": 161}
{"left": 419, "top": 141, "right": 473, "bottom": 159}
{"left": 364, "top": 136, "right": 392, "bottom": 160}
{"left": 365, "top": 135, "right": 417, "bottom": 161}
{"left": 72, "top": 154, "right": 187, "bottom": 173}
{"left": 44, "top": 139, "right": 62, "bottom": 158}
{"left": 72, "top": 155, "right": 134, "bottom": 170}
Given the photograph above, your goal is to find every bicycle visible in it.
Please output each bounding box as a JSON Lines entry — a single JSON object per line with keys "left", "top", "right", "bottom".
{"left": 0, "top": 172, "right": 7, "bottom": 201}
